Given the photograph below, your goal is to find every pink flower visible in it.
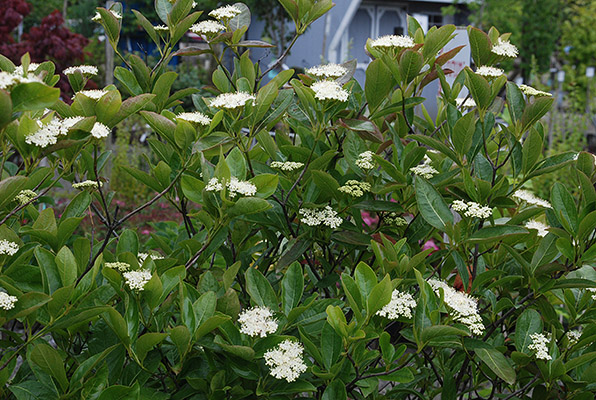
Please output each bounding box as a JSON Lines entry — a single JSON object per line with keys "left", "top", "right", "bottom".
{"left": 422, "top": 240, "right": 439, "bottom": 254}
{"left": 361, "top": 211, "right": 379, "bottom": 228}
{"left": 141, "top": 229, "right": 151, "bottom": 235}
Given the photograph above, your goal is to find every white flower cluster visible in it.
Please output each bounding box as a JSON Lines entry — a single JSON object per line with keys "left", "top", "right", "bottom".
{"left": 299, "top": 206, "right": 342, "bottom": 228}
{"left": 428, "top": 279, "right": 485, "bottom": 335}
{"left": 476, "top": 66, "right": 504, "bottom": 78}
{"left": 205, "top": 178, "right": 224, "bottom": 192}
{"left": 14, "top": 63, "right": 40, "bottom": 75}
{"left": 154, "top": 25, "right": 169, "bottom": 32}
{"left": 15, "top": 189, "right": 37, "bottom": 205}
{"left": 518, "top": 84, "right": 552, "bottom": 97}
{"left": 512, "top": 190, "right": 552, "bottom": 208}
{"left": 451, "top": 200, "right": 492, "bottom": 219}
{"left": 455, "top": 97, "right": 476, "bottom": 109}
{"left": 92, "top": 10, "right": 122, "bottom": 22}
{"left": 338, "top": 180, "right": 371, "bottom": 197}
{"left": 210, "top": 91, "right": 255, "bottom": 109}
{"left": 0, "top": 69, "right": 42, "bottom": 90}
{"left": 176, "top": 111, "right": 212, "bottom": 125}
{"left": 588, "top": 287, "right": 596, "bottom": 300}
{"left": 386, "top": 213, "right": 408, "bottom": 226}
{"left": 238, "top": 306, "right": 278, "bottom": 337}
{"left": 356, "top": 151, "right": 375, "bottom": 170}
{"left": 123, "top": 269, "right": 152, "bottom": 292}
{"left": 528, "top": 333, "right": 552, "bottom": 360}
{"left": 264, "top": 340, "right": 308, "bottom": 382}
{"left": 567, "top": 330, "right": 582, "bottom": 345}
{"left": 491, "top": 38, "right": 518, "bottom": 58}
{"left": 77, "top": 89, "right": 108, "bottom": 100}
{"left": 25, "top": 116, "right": 84, "bottom": 148}
{"left": 138, "top": 253, "right": 164, "bottom": 263}
{"left": 376, "top": 289, "right": 416, "bottom": 319}
{"left": 0, "top": 240, "right": 19, "bottom": 256}
{"left": 310, "top": 80, "right": 349, "bottom": 102}
{"left": 370, "top": 35, "right": 415, "bottom": 49}
{"left": 270, "top": 161, "right": 304, "bottom": 171}
{"left": 205, "top": 177, "right": 257, "bottom": 197}
{"left": 209, "top": 5, "right": 241, "bottom": 20}
{"left": 63, "top": 65, "right": 98, "bottom": 76}
{"left": 190, "top": 20, "right": 225, "bottom": 35}
{"left": 91, "top": 122, "right": 111, "bottom": 139}
{"left": 410, "top": 156, "right": 438, "bottom": 179}
{"left": 0, "top": 291, "right": 18, "bottom": 310}
{"left": 72, "top": 180, "right": 102, "bottom": 190}
{"left": 106, "top": 262, "right": 130, "bottom": 272}
{"left": 306, "top": 63, "right": 348, "bottom": 79}
{"left": 524, "top": 220, "right": 549, "bottom": 237}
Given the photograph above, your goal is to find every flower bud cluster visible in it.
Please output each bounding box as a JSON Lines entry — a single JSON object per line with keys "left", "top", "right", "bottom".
{"left": 299, "top": 206, "right": 342, "bottom": 228}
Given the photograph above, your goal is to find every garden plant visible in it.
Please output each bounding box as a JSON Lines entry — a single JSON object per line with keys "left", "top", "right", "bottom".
{"left": 1, "top": 0, "right": 596, "bottom": 399}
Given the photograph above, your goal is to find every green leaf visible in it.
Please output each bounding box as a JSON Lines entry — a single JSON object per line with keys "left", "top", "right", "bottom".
{"left": 474, "top": 348, "right": 516, "bottom": 385}
{"left": 282, "top": 263, "right": 304, "bottom": 315}
{"left": 60, "top": 191, "right": 91, "bottom": 221}
{"left": 521, "top": 97, "right": 554, "bottom": 133}
{"left": 465, "top": 68, "right": 491, "bottom": 109}
{"left": 0, "top": 89, "right": 12, "bottom": 129}
{"left": 102, "top": 308, "right": 130, "bottom": 347}
{"left": 30, "top": 343, "right": 69, "bottom": 392}
{"left": 522, "top": 129, "right": 543, "bottom": 174}
{"left": 11, "top": 82, "right": 59, "bottom": 111}
{"left": 170, "top": 325, "right": 191, "bottom": 359}
{"left": 6, "top": 292, "right": 51, "bottom": 320}
{"left": 227, "top": 197, "right": 272, "bottom": 218}
{"left": 366, "top": 274, "right": 392, "bottom": 318}
{"left": 506, "top": 81, "right": 525, "bottom": 123}
{"left": 421, "top": 325, "right": 470, "bottom": 344}
{"left": 321, "top": 322, "right": 342, "bottom": 370}
{"left": 467, "top": 225, "right": 528, "bottom": 243}
{"left": 399, "top": 50, "right": 423, "bottom": 84}
{"left": 245, "top": 268, "right": 277, "bottom": 308}
{"left": 135, "top": 333, "right": 167, "bottom": 364}
{"left": 451, "top": 112, "right": 476, "bottom": 156}
{"left": 55, "top": 247, "right": 77, "bottom": 287}
{"left": 365, "top": 59, "right": 393, "bottom": 111}
{"left": 565, "top": 351, "right": 596, "bottom": 371}
{"left": 550, "top": 182, "right": 578, "bottom": 233}
{"left": 414, "top": 176, "right": 453, "bottom": 230}
{"left": 96, "top": 383, "right": 140, "bottom": 400}
{"left": 514, "top": 309, "right": 542, "bottom": 353}
{"left": 354, "top": 262, "right": 377, "bottom": 301}
{"left": 322, "top": 379, "right": 347, "bottom": 400}
{"left": 467, "top": 27, "right": 492, "bottom": 66}
{"left": 0, "top": 176, "right": 28, "bottom": 210}
{"left": 530, "top": 234, "right": 558, "bottom": 272}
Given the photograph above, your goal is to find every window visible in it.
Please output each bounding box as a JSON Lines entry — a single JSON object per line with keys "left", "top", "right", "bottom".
{"left": 428, "top": 14, "right": 443, "bottom": 28}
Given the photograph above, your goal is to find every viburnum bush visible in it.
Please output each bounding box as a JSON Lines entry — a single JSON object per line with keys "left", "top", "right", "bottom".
{"left": 0, "top": 1, "right": 595, "bottom": 399}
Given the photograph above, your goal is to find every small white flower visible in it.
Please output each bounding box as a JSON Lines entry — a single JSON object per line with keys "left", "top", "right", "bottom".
{"left": 410, "top": 164, "right": 439, "bottom": 179}
{"left": 62, "top": 116, "right": 84, "bottom": 132}
{"left": 154, "top": 25, "right": 169, "bottom": 32}
{"left": 72, "top": 180, "right": 102, "bottom": 190}
{"left": 356, "top": 151, "right": 375, "bottom": 170}
{"left": 138, "top": 253, "right": 164, "bottom": 263}
{"left": 0, "top": 71, "right": 19, "bottom": 90}
{"left": 0, "top": 291, "right": 18, "bottom": 310}
{"left": 371, "top": 35, "right": 415, "bottom": 49}
{"left": 190, "top": 20, "right": 225, "bottom": 35}
{"left": 306, "top": 63, "right": 348, "bottom": 79}
{"left": 177, "top": 111, "right": 211, "bottom": 125}
{"left": 92, "top": 10, "right": 122, "bottom": 22}
{"left": 205, "top": 177, "right": 224, "bottom": 192}
{"left": 455, "top": 97, "right": 476, "bottom": 109}
{"left": 588, "top": 287, "right": 596, "bottom": 300}
{"left": 528, "top": 332, "right": 552, "bottom": 360}
{"left": 63, "top": 65, "right": 98, "bottom": 76}
{"left": 238, "top": 306, "right": 278, "bottom": 337}
{"left": 491, "top": 38, "right": 518, "bottom": 58}
{"left": 105, "top": 262, "right": 130, "bottom": 272}
{"left": 123, "top": 269, "right": 152, "bottom": 292}
{"left": 476, "top": 66, "right": 504, "bottom": 78}
{"left": 452, "top": 200, "right": 468, "bottom": 212}
{"left": 567, "top": 330, "right": 582, "bottom": 345}
{"left": 91, "top": 122, "right": 110, "bottom": 139}
{"left": 0, "top": 240, "right": 19, "bottom": 256}
{"left": 264, "top": 340, "right": 308, "bottom": 382}
{"left": 209, "top": 5, "right": 241, "bottom": 20}
{"left": 77, "top": 89, "right": 108, "bottom": 100}
{"left": 428, "top": 279, "right": 485, "bottom": 335}
{"left": 25, "top": 119, "right": 61, "bottom": 148}
{"left": 525, "top": 220, "right": 549, "bottom": 237}
{"left": 227, "top": 177, "right": 257, "bottom": 198}
{"left": 14, "top": 63, "right": 40, "bottom": 75}
{"left": 270, "top": 161, "right": 304, "bottom": 171}
{"left": 376, "top": 289, "right": 416, "bottom": 319}
{"left": 15, "top": 189, "right": 37, "bottom": 205}
{"left": 299, "top": 206, "right": 342, "bottom": 229}
{"left": 209, "top": 92, "right": 255, "bottom": 109}
{"left": 464, "top": 202, "right": 492, "bottom": 219}
{"left": 310, "top": 80, "right": 349, "bottom": 102}
{"left": 512, "top": 190, "right": 552, "bottom": 208}
{"left": 518, "top": 84, "right": 552, "bottom": 97}
{"left": 338, "top": 180, "right": 371, "bottom": 197}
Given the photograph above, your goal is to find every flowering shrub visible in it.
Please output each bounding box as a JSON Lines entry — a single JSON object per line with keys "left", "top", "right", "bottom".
{"left": 0, "top": 0, "right": 594, "bottom": 398}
